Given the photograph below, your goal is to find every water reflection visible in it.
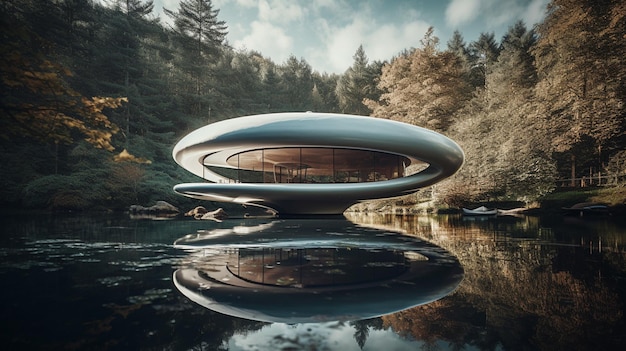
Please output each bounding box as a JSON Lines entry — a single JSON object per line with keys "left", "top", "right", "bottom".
{"left": 2, "top": 212, "right": 625, "bottom": 350}
{"left": 347, "top": 212, "right": 626, "bottom": 350}
{"left": 172, "top": 219, "right": 464, "bottom": 323}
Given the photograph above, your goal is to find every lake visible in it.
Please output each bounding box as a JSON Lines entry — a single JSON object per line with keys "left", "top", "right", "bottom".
{"left": 1, "top": 211, "right": 625, "bottom": 350}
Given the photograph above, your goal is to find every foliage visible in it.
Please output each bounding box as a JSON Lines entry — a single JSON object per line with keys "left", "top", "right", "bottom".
{"left": 365, "top": 27, "right": 472, "bottom": 132}
{"left": 0, "top": 11, "right": 124, "bottom": 151}
{"left": 533, "top": 0, "right": 626, "bottom": 179}
{"left": 22, "top": 169, "right": 111, "bottom": 210}
{"left": 538, "top": 188, "right": 601, "bottom": 210}
{"left": 605, "top": 150, "right": 626, "bottom": 185}
{"left": 442, "top": 21, "right": 559, "bottom": 204}
{"left": 336, "top": 45, "right": 382, "bottom": 115}
{"left": 1, "top": 0, "right": 625, "bottom": 211}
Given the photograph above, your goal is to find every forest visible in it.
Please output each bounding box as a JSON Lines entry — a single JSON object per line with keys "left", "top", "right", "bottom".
{"left": 1, "top": 0, "right": 625, "bottom": 211}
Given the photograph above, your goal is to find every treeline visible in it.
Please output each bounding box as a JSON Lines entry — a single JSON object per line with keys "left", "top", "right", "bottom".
{"left": 0, "top": 0, "right": 624, "bottom": 211}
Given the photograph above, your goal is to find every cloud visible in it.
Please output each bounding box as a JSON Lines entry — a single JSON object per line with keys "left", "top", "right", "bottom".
{"left": 227, "top": 321, "right": 420, "bottom": 350}
{"left": 234, "top": 21, "right": 293, "bottom": 62}
{"left": 309, "top": 0, "right": 352, "bottom": 16}
{"left": 445, "top": 0, "right": 549, "bottom": 33}
{"left": 445, "top": 0, "right": 481, "bottom": 27}
{"left": 233, "top": 0, "right": 257, "bottom": 7}
{"left": 480, "top": 0, "right": 549, "bottom": 29}
{"left": 311, "top": 13, "right": 431, "bottom": 73}
{"left": 522, "top": 0, "right": 549, "bottom": 25}
{"left": 258, "top": 0, "right": 305, "bottom": 24}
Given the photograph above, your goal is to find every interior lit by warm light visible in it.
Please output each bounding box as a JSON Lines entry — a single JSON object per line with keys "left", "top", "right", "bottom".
{"left": 204, "top": 147, "right": 426, "bottom": 184}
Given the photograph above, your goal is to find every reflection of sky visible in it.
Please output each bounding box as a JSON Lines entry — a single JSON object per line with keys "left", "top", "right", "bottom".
{"left": 227, "top": 322, "right": 421, "bottom": 351}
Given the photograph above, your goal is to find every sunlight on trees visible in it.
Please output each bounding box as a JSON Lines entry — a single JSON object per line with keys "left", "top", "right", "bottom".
{"left": 365, "top": 27, "right": 472, "bottom": 132}
{"left": 0, "top": 18, "right": 125, "bottom": 152}
{"left": 1, "top": 0, "right": 625, "bottom": 209}
{"left": 533, "top": 0, "right": 626, "bottom": 186}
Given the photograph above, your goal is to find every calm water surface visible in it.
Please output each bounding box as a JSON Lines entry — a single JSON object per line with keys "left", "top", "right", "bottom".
{"left": 1, "top": 212, "right": 625, "bottom": 350}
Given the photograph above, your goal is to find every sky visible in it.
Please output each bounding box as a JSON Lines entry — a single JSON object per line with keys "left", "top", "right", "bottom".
{"left": 153, "top": 0, "right": 550, "bottom": 74}
{"left": 224, "top": 322, "right": 425, "bottom": 350}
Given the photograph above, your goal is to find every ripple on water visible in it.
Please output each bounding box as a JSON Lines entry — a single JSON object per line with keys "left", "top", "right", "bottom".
{"left": 97, "top": 276, "right": 132, "bottom": 287}
{"left": 127, "top": 288, "right": 172, "bottom": 305}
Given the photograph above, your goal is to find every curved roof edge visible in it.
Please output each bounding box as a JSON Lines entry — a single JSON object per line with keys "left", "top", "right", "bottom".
{"left": 172, "top": 112, "right": 464, "bottom": 215}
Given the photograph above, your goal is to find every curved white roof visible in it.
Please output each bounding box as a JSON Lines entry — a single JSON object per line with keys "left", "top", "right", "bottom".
{"left": 172, "top": 112, "right": 463, "bottom": 215}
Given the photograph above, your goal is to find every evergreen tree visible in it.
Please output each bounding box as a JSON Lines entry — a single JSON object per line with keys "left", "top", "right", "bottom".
{"left": 467, "top": 32, "right": 500, "bottom": 88}
{"left": 261, "top": 66, "right": 283, "bottom": 112}
{"left": 312, "top": 72, "right": 341, "bottom": 113}
{"left": 446, "top": 30, "right": 474, "bottom": 89}
{"left": 336, "top": 45, "right": 380, "bottom": 115}
{"left": 279, "top": 55, "right": 314, "bottom": 111}
{"left": 487, "top": 21, "right": 537, "bottom": 104}
{"left": 447, "top": 30, "right": 468, "bottom": 59}
{"left": 443, "top": 22, "right": 556, "bottom": 204}
{"left": 164, "top": 0, "right": 228, "bottom": 118}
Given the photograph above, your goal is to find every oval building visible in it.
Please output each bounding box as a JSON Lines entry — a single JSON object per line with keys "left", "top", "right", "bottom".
{"left": 172, "top": 112, "right": 464, "bottom": 216}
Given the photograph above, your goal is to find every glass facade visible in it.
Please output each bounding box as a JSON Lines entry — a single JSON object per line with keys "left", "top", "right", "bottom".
{"left": 205, "top": 147, "right": 421, "bottom": 184}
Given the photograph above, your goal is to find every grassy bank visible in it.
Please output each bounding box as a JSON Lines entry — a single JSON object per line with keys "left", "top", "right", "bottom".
{"left": 348, "top": 186, "right": 626, "bottom": 215}
{"left": 539, "top": 186, "right": 626, "bottom": 209}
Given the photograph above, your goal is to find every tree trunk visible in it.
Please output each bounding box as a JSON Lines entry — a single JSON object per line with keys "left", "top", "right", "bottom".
{"left": 570, "top": 154, "right": 576, "bottom": 187}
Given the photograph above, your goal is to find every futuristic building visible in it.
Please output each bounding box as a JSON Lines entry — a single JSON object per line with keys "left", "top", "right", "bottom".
{"left": 172, "top": 112, "right": 464, "bottom": 216}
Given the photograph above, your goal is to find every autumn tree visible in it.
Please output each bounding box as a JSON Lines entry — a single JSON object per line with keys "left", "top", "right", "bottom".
{"left": 533, "top": 0, "right": 626, "bottom": 185}
{"left": 0, "top": 12, "right": 124, "bottom": 152}
{"left": 443, "top": 22, "right": 556, "bottom": 204}
{"left": 365, "top": 27, "right": 471, "bottom": 132}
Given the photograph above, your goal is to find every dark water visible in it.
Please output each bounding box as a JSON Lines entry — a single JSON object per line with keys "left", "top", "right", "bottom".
{"left": 1, "top": 212, "right": 625, "bottom": 350}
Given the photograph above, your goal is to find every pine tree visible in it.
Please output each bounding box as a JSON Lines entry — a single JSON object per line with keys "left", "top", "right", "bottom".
{"left": 312, "top": 72, "right": 340, "bottom": 113}
{"left": 467, "top": 32, "right": 500, "bottom": 89}
{"left": 446, "top": 30, "right": 470, "bottom": 73}
{"left": 261, "top": 66, "right": 283, "bottom": 112}
{"left": 279, "top": 56, "right": 314, "bottom": 111}
{"left": 164, "top": 0, "right": 228, "bottom": 117}
{"left": 336, "top": 45, "right": 381, "bottom": 115}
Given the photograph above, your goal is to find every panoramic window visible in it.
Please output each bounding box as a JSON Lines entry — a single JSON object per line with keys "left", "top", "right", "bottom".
{"left": 207, "top": 147, "right": 416, "bottom": 184}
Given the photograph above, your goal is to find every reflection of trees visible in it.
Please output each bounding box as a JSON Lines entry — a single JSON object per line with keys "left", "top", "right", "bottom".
{"left": 350, "top": 318, "right": 384, "bottom": 350}
{"left": 383, "top": 298, "right": 488, "bottom": 349}
{"left": 348, "top": 213, "right": 626, "bottom": 350}
{"left": 140, "top": 296, "right": 265, "bottom": 351}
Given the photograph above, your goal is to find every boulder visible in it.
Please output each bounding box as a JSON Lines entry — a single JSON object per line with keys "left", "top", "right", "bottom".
{"left": 129, "top": 201, "right": 180, "bottom": 215}
{"left": 185, "top": 206, "right": 208, "bottom": 219}
{"left": 198, "top": 208, "right": 228, "bottom": 220}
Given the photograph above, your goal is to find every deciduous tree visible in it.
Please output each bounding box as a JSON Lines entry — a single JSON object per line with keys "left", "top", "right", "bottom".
{"left": 365, "top": 27, "right": 471, "bottom": 132}
{"left": 0, "top": 16, "right": 124, "bottom": 151}
{"left": 533, "top": 0, "right": 626, "bottom": 184}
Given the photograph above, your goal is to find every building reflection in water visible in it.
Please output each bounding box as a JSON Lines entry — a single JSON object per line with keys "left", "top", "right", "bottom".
{"left": 173, "top": 218, "right": 464, "bottom": 324}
